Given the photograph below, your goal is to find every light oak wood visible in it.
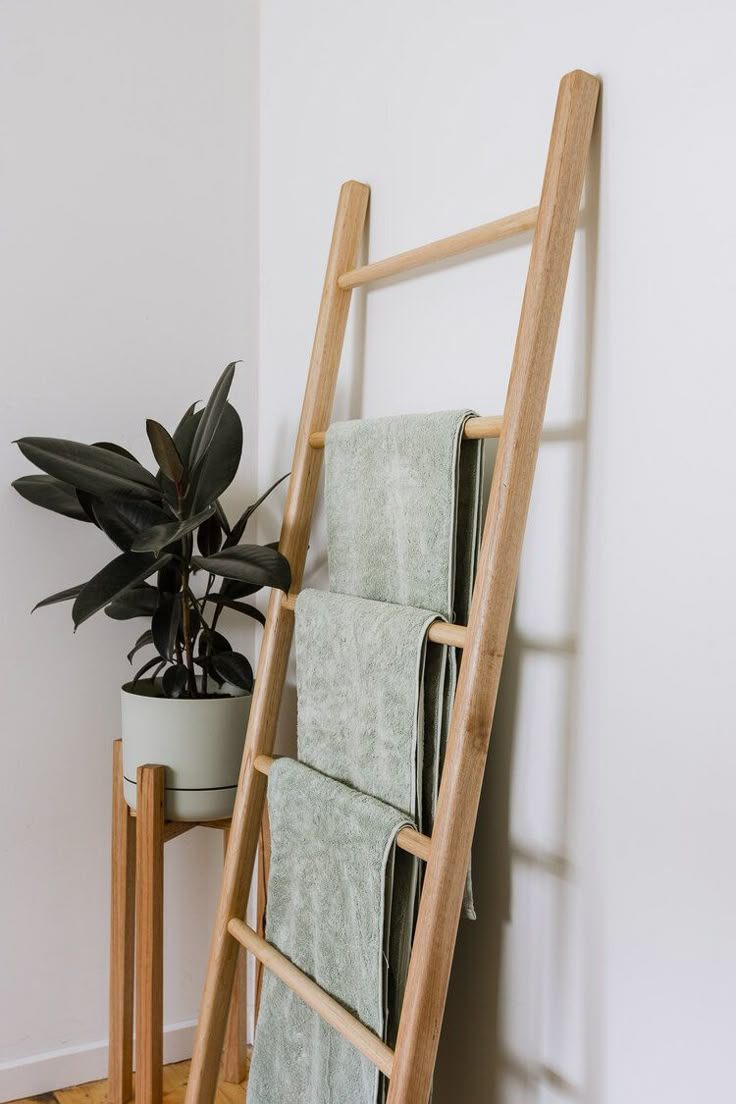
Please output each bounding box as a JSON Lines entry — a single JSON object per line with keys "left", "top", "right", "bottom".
{"left": 280, "top": 593, "right": 467, "bottom": 648}
{"left": 308, "top": 413, "right": 503, "bottom": 450}
{"left": 220, "top": 828, "right": 250, "bottom": 1084}
{"left": 253, "top": 755, "right": 432, "bottom": 862}
{"left": 185, "top": 179, "right": 370, "bottom": 1104}
{"left": 187, "top": 70, "right": 599, "bottom": 1104}
{"left": 135, "top": 765, "right": 165, "bottom": 1104}
{"left": 108, "top": 758, "right": 249, "bottom": 1104}
{"left": 9, "top": 1058, "right": 248, "bottom": 1104}
{"left": 386, "top": 68, "right": 600, "bottom": 1104}
{"left": 109, "top": 740, "right": 136, "bottom": 1104}
{"left": 337, "top": 208, "right": 538, "bottom": 289}
{"left": 227, "top": 920, "right": 394, "bottom": 1078}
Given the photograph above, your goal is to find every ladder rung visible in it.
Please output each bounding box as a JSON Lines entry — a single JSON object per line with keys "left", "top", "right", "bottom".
{"left": 280, "top": 594, "right": 467, "bottom": 650}
{"left": 337, "top": 207, "right": 539, "bottom": 289}
{"left": 227, "top": 918, "right": 395, "bottom": 1077}
{"left": 308, "top": 414, "right": 502, "bottom": 450}
{"left": 254, "top": 755, "right": 432, "bottom": 862}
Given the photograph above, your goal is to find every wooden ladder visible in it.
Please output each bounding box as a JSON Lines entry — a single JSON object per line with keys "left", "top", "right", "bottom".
{"left": 185, "top": 68, "right": 600, "bottom": 1104}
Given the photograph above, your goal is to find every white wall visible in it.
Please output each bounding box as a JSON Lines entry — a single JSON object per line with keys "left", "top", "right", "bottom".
{"left": 0, "top": 2, "right": 259, "bottom": 1098}
{"left": 258, "top": 2, "right": 736, "bottom": 1103}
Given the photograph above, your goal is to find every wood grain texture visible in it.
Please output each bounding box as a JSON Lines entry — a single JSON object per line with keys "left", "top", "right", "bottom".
{"left": 220, "top": 828, "right": 250, "bottom": 1084}
{"left": 308, "top": 414, "right": 503, "bottom": 449}
{"left": 109, "top": 740, "right": 136, "bottom": 1104}
{"left": 8, "top": 1059, "right": 248, "bottom": 1104}
{"left": 228, "top": 920, "right": 394, "bottom": 1077}
{"left": 385, "top": 69, "right": 600, "bottom": 1104}
{"left": 337, "top": 208, "right": 538, "bottom": 288}
{"left": 135, "top": 765, "right": 165, "bottom": 1104}
{"left": 185, "top": 180, "right": 370, "bottom": 1104}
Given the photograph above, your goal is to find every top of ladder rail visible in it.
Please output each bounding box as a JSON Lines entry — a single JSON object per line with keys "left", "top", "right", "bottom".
{"left": 337, "top": 206, "right": 539, "bottom": 289}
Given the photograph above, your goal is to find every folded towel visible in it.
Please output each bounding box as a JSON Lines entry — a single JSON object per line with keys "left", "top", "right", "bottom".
{"left": 325, "top": 409, "right": 483, "bottom": 622}
{"left": 325, "top": 409, "right": 483, "bottom": 919}
{"left": 247, "top": 758, "right": 414, "bottom": 1104}
{"left": 296, "top": 589, "right": 440, "bottom": 823}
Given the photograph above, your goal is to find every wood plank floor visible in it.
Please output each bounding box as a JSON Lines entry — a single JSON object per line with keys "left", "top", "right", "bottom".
{"left": 9, "top": 1058, "right": 249, "bottom": 1104}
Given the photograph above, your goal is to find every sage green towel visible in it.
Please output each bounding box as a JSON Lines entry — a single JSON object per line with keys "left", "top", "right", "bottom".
{"left": 325, "top": 410, "right": 483, "bottom": 622}
{"left": 325, "top": 409, "right": 483, "bottom": 918}
{"left": 296, "top": 589, "right": 440, "bottom": 823}
{"left": 247, "top": 759, "right": 413, "bottom": 1104}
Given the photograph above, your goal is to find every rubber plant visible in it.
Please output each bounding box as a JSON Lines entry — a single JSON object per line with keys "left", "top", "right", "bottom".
{"left": 11, "top": 363, "right": 290, "bottom": 698}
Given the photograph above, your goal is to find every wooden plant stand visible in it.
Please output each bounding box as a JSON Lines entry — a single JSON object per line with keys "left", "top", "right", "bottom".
{"left": 109, "top": 739, "right": 249, "bottom": 1104}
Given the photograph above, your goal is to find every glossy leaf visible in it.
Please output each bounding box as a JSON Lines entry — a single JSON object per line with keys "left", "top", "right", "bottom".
{"left": 32, "top": 583, "right": 85, "bottom": 612}
{"left": 146, "top": 420, "right": 184, "bottom": 484}
{"left": 188, "top": 363, "right": 237, "bottom": 472}
{"left": 209, "top": 651, "right": 253, "bottom": 692}
{"left": 15, "top": 437, "right": 161, "bottom": 501}
{"left": 192, "top": 544, "right": 291, "bottom": 593}
{"left": 162, "top": 664, "right": 189, "bottom": 698}
{"left": 12, "top": 475, "right": 93, "bottom": 523}
{"left": 198, "top": 630, "right": 232, "bottom": 656}
{"left": 132, "top": 655, "right": 167, "bottom": 685}
{"left": 131, "top": 503, "right": 216, "bottom": 554}
{"left": 89, "top": 496, "right": 172, "bottom": 552}
{"left": 206, "top": 595, "right": 265, "bottom": 625}
{"left": 215, "top": 499, "right": 231, "bottom": 535}
{"left": 127, "top": 629, "right": 154, "bottom": 664}
{"left": 93, "top": 442, "right": 140, "bottom": 464}
{"left": 151, "top": 594, "right": 181, "bottom": 661}
{"left": 105, "top": 583, "right": 158, "bottom": 620}
{"left": 73, "top": 551, "right": 170, "bottom": 628}
{"left": 224, "top": 472, "right": 289, "bottom": 548}
{"left": 196, "top": 512, "right": 222, "bottom": 557}
{"left": 189, "top": 403, "right": 243, "bottom": 514}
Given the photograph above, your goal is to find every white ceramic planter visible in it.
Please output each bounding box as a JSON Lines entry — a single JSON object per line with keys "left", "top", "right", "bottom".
{"left": 121, "top": 679, "right": 251, "bottom": 821}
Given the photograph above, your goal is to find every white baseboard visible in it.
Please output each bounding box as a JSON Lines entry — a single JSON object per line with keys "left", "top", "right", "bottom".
{"left": 0, "top": 1020, "right": 197, "bottom": 1103}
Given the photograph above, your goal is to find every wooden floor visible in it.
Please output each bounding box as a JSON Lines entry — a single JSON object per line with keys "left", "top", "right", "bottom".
{"left": 9, "top": 1059, "right": 249, "bottom": 1104}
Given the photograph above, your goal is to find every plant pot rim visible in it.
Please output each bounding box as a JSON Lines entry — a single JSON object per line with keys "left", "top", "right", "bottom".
{"left": 121, "top": 677, "right": 251, "bottom": 702}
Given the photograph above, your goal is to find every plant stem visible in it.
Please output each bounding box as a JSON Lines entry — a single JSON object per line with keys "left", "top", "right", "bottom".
{"left": 180, "top": 537, "right": 197, "bottom": 698}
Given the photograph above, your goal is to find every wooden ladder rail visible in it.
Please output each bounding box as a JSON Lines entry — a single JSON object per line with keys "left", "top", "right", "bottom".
{"left": 185, "top": 67, "right": 599, "bottom": 1104}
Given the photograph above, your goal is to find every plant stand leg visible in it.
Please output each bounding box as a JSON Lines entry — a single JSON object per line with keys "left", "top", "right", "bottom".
{"left": 109, "top": 740, "right": 136, "bottom": 1104}
{"left": 135, "top": 764, "right": 165, "bottom": 1104}
{"left": 221, "top": 826, "right": 249, "bottom": 1083}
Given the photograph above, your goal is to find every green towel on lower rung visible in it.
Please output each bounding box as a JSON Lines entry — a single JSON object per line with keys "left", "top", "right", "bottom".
{"left": 247, "top": 759, "right": 414, "bottom": 1104}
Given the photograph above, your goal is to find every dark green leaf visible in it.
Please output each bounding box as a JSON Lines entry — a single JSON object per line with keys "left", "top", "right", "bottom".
{"left": 197, "top": 512, "right": 222, "bottom": 557}
{"left": 215, "top": 500, "right": 231, "bottom": 535}
{"left": 131, "top": 503, "right": 217, "bottom": 554}
{"left": 205, "top": 595, "right": 266, "bottom": 625}
{"left": 12, "top": 475, "right": 93, "bottom": 523}
{"left": 209, "top": 651, "right": 253, "bottom": 692}
{"left": 32, "top": 583, "right": 85, "bottom": 612}
{"left": 193, "top": 655, "right": 225, "bottom": 686}
{"left": 132, "top": 655, "right": 167, "bottom": 685}
{"left": 189, "top": 362, "right": 237, "bottom": 472}
{"left": 93, "top": 442, "right": 140, "bottom": 464}
{"left": 157, "top": 561, "right": 181, "bottom": 595}
{"left": 15, "top": 437, "right": 160, "bottom": 501}
{"left": 224, "top": 472, "right": 290, "bottom": 548}
{"left": 105, "top": 583, "right": 158, "bottom": 620}
{"left": 151, "top": 594, "right": 181, "bottom": 661}
{"left": 220, "top": 578, "right": 261, "bottom": 599}
{"left": 73, "top": 551, "right": 171, "bottom": 628}
{"left": 189, "top": 403, "right": 243, "bottom": 514}
{"left": 198, "top": 630, "right": 232, "bottom": 656}
{"left": 89, "top": 496, "right": 173, "bottom": 552}
{"left": 146, "top": 420, "right": 184, "bottom": 484}
{"left": 127, "top": 630, "right": 154, "bottom": 664}
{"left": 162, "top": 664, "right": 189, "bottom": 698}
{"left": 192, "top": 544, "right": 291, "bottom": 593}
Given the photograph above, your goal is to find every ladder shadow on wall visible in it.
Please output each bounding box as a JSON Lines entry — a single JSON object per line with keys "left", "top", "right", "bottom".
{"left": 434, "top": 103, "right": 602, "bottom": 1104}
